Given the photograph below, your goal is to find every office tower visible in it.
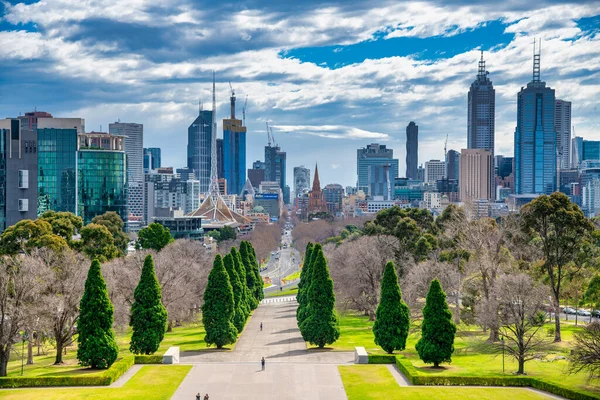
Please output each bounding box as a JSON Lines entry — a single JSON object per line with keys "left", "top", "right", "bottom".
{"left": 468, "top": 52, "right": 495, "bottom": 154}
{"left": 368, "top": 164, "right": 393, "bottom": 200}
{"left": 188, "top": 108, "right": 214, "bottom": 193}
{"left": 77, "top": 132, "right": 128, "bottom": 224}
{"left": 417, "top": 165, "right": 425, "bottom": 181}
{"left": 109, "top": 122, "right": 144, "bottom": 223}
{"left": 357, "top": 143, "right": 399, "bottom": 193}
{"left": 18, "top": 111, "right": 53, "bottom": 130}
{"left": 265, "top": 145, "right": 286, "bottom": 196}
{"left": 406, "top": 122, "right": 418, "bottom": 179}
{"left": 514, "top": 41, "right": 556, "bottom": 195}
{"left": 323, "top": 184, "right": 344, "bottom": 215}
{"left": 555, "top": 100, "right": 571, "bottom": 170}
{"left": 247, "top": 168, "right": 265, "bottom": 189}
{"left": 308, "top": 164, "right": 326, "bottom": 213}
{"left": 494, "top": 155, "right": 514, "bottom": 179}
{"left": 252, "top": 160, "right": 265, "bottom": 170}
{"left": 143, "top": 147, "right": 161, "bottom": 172}
{"left": 223, "top": 91, "right": 246, "bottom": 195}
{"left": 424, "top": 160, "right": 446, "bottom": 183}
{"left": 572, "top": 136, "right": 583, "bottom": 168}
{"left": 445, "top": 149, "right": 460, "bottom": 181}
{"left": 460, "top": 149, "right": 494, "bottom": 202}
{"left": 216, "top": 138, "right": 224, "bottom": 179}
{"left": 293, "top": 165, "right": 311, "bottom": 195}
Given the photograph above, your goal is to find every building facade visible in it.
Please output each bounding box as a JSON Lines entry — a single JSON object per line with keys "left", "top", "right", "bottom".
{"left": 143, "top": 147, "right": 161, "bottom": 172}
{"left": 188, "top": 110, "right": 213, "bottom": 193}
{"left": 293, "top": 165, "right": 311, "bottom": 195}
{"left": 424, "top": 160, "right": 446, "bottom": 183}
{"left": 406, "top": 122, "right": 418, "bottom": 179}
{"left": 223, "top": 117, "right": 246, "bottom": 195}
{"left": 357, "top": 143, "right": 398, "bottom": 193}
{"left": 460, "top": 148, "right": 494, "bottom": 202}
{"left": 514, "top": 45, "right": 556, "bottom": 195}
{"left": 323, "top": 184, "right": 344, "bottom": 215}
{"left": 555, "top": 99, "right": 572, "bottom": 170}
{"left": 308, "top": 164, "right": 327, "bottom": 214}
{"left": 368, "top": 164, "right": 393, "bottom": 200}
{"left": 467, "top": 52, "right": 495, "bottom": 154}
{"left": 446, "top": 149, "right": 460, "bottom": 181}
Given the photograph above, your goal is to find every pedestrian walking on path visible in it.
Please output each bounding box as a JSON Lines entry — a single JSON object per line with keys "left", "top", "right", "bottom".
{"left": 261, "top": 357, "right": 265, "bottom": 371}
{"left": 204, "top": 394, "right": 209, "bottom": 400}
{"left": 260, "top": 322, "right": 263, "bottom": 331}
{"left": 196, "top": 393, "right": 201, "bottom": 400}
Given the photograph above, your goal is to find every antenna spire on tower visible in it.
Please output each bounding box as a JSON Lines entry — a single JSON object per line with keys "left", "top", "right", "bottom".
{"left": 208, "top": 71, "right": 220, "bottom": 200}
{"left": 533, "top": 38, "right": 541, "bottom": 83}
{"left": 478, "top": 50, "right": 487, "bottom": 80}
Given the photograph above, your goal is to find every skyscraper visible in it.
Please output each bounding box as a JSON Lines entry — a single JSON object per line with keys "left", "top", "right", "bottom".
{"left": 514, "top": 41, "right": 556, "bottom": 195}
{"left": 445, "top": 149, "right": 460, "bottom": 181}
{"left": 357, "top": 143, "right": 398, "bottom": 193}
{"left": 293, "top": 165, "right": 311, "bottom": 195}
{"left": 216, "top": 138, "right": 224, "bottom": 179}
{"left": 264, "top": 145, "right": 286, "bottom": 197}
{"left": 109, "top": 122, "right": 144, "bottom": 223}
{"left": 323, "top": 184, "right": 344, "bottom": 215}
{"left": 555, "top": 99, "right": 572, "bottom": 170}
{"left": 424, "top": 160, "right": 446, "bottom": 183}
{"left": 143, "top": 147, "right": 161, "bottom": 172}
{"left": 187, "top": 109, "right": 213, "bottom": 193}
{"left": 460, "top": 149, "right": 494, "bottom": 202}
{"left": 406, "top": 122, "right": 418, "bottom": 179}
{"left": 468, "top": 52, "right": 495, "bottom": 154}
{"left": 223, "top": 91, "right": 247, "bottom": 195}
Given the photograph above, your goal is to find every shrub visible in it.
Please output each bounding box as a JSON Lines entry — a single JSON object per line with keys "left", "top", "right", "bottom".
{"left": 368, "top": 354, "right": 396, "bottom": 364}
{"left": 134, "top": 355, "right": 163, "bottom": 364}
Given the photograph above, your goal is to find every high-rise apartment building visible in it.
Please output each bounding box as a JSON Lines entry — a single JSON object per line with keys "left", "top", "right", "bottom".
{"left": 109, "top": 122, "right": 144, "bottom": 223}
{"left": 514, "top": 42, "right": 556, "bottom": 195}
{"left": 468, "top": 52, "right": 495, "bottom": 154}
{"left": 424, "top": 160, "right": 446, "bottom": 183}
{"left": 368, "top": 164, "right": 393, "bottom": 200}
{"left": 223, "top": 92, "right": 246, "bottom": 195}
{"left": 293, "top": 165, "right": 311, "bottom": 195}
{"left": 357, "top": 143, "right": 398, "bottom": 193}
{"left": 187, "top": 109, "right": 213, "bottom": 193}
{"left": 446, "top": 149, "right": 460, "bottom": 181}
{"left": 460, "top": 149, "right": 494, "bottom": 202}
{"left": 143, "top": 147, "right": 161, "bottom": 172}
{"left": 406, "top": 122, "right": 418, "bottom": 179}
{"left": 216, "top": 138, "right": 224, "bottom": 179}
{"left": 555, "top": 99, "right": 572, "bottom": 170}
{"left": 264, "top": 145, "right": 286, "bottom": 200}
{"left": 77, "top": 132, "right": 128, "bottom": 225}
{"left": 323, "top": 184, "right": 344, "bottom": 215}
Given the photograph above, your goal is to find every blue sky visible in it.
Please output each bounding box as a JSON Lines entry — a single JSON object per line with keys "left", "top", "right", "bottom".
{"left": 1, "top": 0, "right": 599, "bottom": 188}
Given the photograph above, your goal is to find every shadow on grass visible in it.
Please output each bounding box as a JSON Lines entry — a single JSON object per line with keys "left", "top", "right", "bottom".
{"left": 39, "top": 367, "right": 104, "bottom": 377}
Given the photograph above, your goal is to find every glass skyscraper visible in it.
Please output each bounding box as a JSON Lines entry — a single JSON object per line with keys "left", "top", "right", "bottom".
{"left": 514, "top": 44, "right": 556, "bottom": 195}
{"left": 187, "top": 110, "right": 213, "bottom": 193}
{"left": 357, "top": 143, "right": 399, "bottom": 193}
{"left": 406, "top": 122, "right": 418, "bottom": 179}
{"left": 77, "top": 133, "right": 128, "bottom": 224}
{"left": 37, "top": 128, "right": 77, "bottom": 215}
{"left": 223, "top": 95, "right": 247, "bottom": 195}
{"left": 468, "top": 52, "right": 495, "bottom": 154}
{"left": 143, "top": 147, "right": 161, "bottom": 172}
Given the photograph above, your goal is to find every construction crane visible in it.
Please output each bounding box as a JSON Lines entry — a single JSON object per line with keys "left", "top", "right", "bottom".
{"left": 242, "top": 95, "right": 248, "bottom": 126}
{"left": 270, "top": 125, "right": 277, "bottom": 147}
{"left": 266, "top": 122, "right": 271, "bottom": 146}
{"left": 228, "top": 81, "right": 235, "bottom": 119}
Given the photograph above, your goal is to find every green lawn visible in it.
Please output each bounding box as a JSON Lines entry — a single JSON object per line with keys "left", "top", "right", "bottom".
{"left": 4, "top": 319, "right": 208, "bottom": 378}
{"left": 0, "top": 365, "right": 191, "bottom": 400}
{"left": 328, "top": 312, "right": 600, "bottom": 397}
{"left": 283, "top": 270, "right": 300, "bottom": 281}
{"left": 264, "top": 285, "right": 298, "bottom": 298}
{"left": 339, "top": 365, "right": 551, "bottom": 400}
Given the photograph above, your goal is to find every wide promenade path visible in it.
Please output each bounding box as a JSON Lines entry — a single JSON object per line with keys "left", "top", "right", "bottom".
{"left": 172, "top": 297, "right": 352, "bottom": 399}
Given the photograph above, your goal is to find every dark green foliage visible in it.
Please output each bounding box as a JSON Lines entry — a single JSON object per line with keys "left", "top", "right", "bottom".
{"left": 368, "top": 354, "right": 397, "bottom": 364}
{"left": 220, "top": 226, "right": 237, "bottom": 242}
{"left": 136, "top": 223, "right": 174, "bottom": 252}
{"left": 129, "top": 255, "right": 168, "bottom": 355}
{"left": 249, "top": 243, "right": 264, "bottom": 302}
{"left": 297, "top": 243, "right": 321, "bottom": 330}
{"left": 373, "top": 261, "right": 410, "bottom": 354}
{"left": 416, "top": 279, "right": 456, "bottom": 367}
{"left": 296, "top": 243, "right": 314, "bottom": 325}
{"left": 239, "top": 241, "right": 259, "bottom": 310}
{"left": 231, "top": 247, "right": 252, "bottom": 319}
{"left": 223, "top": 252, "right": 248, "bottom": 332}
{"left": 0, "top": 219, "right": 68, "bottom": 255}
{"left": 202, "top": 254, "right": 237, "bottom": 348}
{"left": 38, "top": 210, "right": 83, "bottom": 244}
{"left": 78, "top": 223, "right": 120, "bottom": 262}
{"left": 299, "top": 248, "right": 340, "bottom": 348}
{"left": 134, "top": 355, "right": 163, "bottom": 364}
{"left": 77, "top": 259, "right": 119, "bottom": 369}
{"left": 91, "top": 211, "right": 129, "bottom": 256}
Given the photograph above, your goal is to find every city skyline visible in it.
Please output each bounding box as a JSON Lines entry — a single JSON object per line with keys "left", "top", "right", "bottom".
{"left": 1, "top": 1, "right": 599, "bottom": 187}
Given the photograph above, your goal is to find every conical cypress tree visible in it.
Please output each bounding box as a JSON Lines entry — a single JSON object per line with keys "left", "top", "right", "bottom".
{"left": 130, "top": 254, "right": 168, "bottom": 355}
{"left": 232, "top": 247, "right": 252, "bottom": 319}
{"left": 299, "top": 249, "right": 340, "bottom": 347}
{"left": 240, "top": 241, "right": 259, "bottom": 309}
{"left": 248, "top": 242, "right": 264, "bottom": 302}
{"left": 77, "top": 259, "right": 119, "bottom": 368}
{"left": 202, "top": 254, "right": 238, "bottom": 348}
{"left": 223, "top": 252, "right": 247, "bottom": 332}
{"left": 296, "top": 242, "right": 314, "bottom": 325}
{"left": 297, "top": 243, "right": 321, "bottom": 331}
{"left": 373, "top": 261, "right": 410, "bottom": 354}
{"left": 416, "top": 279, "right": 456, "bottom": 367}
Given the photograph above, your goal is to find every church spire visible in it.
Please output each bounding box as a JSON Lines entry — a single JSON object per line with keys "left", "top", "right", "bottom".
{"left": 312, "top": 163, "right": 321, "bottom": 192}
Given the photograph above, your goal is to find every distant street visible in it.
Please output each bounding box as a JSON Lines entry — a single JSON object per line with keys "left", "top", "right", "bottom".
{"left": 262, "top": 220, "right": 301, "bottom": 292}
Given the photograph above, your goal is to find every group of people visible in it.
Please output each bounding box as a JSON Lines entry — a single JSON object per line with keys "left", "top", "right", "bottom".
{"left": 195, "top": 394, "right": 209, "bottom": 400}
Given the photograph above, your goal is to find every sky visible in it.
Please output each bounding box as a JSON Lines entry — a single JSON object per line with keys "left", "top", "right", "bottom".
{"left": 1, "top": 0, "right": 599, "bottom": 188}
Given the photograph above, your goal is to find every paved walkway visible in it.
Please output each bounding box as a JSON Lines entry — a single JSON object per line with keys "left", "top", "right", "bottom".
{"left": 172, "top": 300, "right": 351, "bottom": 399}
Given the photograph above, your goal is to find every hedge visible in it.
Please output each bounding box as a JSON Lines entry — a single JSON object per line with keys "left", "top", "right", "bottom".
{"left": 0, "top": 357, "right": 134, "bottom": 388}
{"left": 134, "top": 355, "right": 163, "bottom": 364}
{"left": 368, "top": 354, "right": 396, "bottom": 364}
{"left": 393, "top": 355, "right": 599, "bottom": 400}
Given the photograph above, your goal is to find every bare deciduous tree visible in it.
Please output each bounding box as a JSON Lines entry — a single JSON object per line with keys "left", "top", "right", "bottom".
{"left": 569, "top": 321, "right": 600, "bottom": 380}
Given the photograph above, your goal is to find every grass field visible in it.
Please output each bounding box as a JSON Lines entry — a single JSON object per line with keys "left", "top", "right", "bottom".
{"left": 282, "top": 270, "right": 300, "bottom": 281}
{"left": 0, "top": 365, "right": 191, "bottom": 400}
{"left": 339, "top": 365, "right": 551, "bottom": 400}
{"left": 264, "top": 285, "right": 298, "bottom": 298}
{"left": 325, "top": 312, "right": 600, "bottom": 397}
{"left": 4, "top": 319, "right": 208, "bottom": 378}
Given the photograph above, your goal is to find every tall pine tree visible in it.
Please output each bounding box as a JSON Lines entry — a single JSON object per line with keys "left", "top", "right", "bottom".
{"left": 202, "top": 254, "right": 238, "bottom": 348}
{"left": 300, "top": 248, "right": 340, "bottom": 347}
{"left": 232, "top": 247, "right": 252, "bottom": 319}
{"left": 240, "top": 241, "right": 259, "bottom": 308}
{"left": 77, "top": 259, "right": 119, "bottom": 368}
{"left": 373, "top": 261, "right": 410, "bottom": 354}
{"left": 297, "top": 243, "right": 321, "bottom": 332}
{"left": 248, "top": 242, "right": 264, "bottom": 302}
{"left": 130, "top": 254, "right": 168, "bottom": 355}
{"left": 416, "top": 279, "right": 456, "bottom": 367}
{"left": 223, "top": 252, "right": 248, "bottom": 332}
{"left": 296, "top": 242, "right": 314, "bottom": 326}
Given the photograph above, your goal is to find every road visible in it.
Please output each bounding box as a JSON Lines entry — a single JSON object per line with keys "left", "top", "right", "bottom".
{"left": 262, "top": 225, "right": 301, "bottom": 292}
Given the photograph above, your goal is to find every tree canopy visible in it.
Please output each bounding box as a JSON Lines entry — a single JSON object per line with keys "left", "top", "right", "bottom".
{"left": 137, "top": 223, "right": 174, "bottom": 252}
